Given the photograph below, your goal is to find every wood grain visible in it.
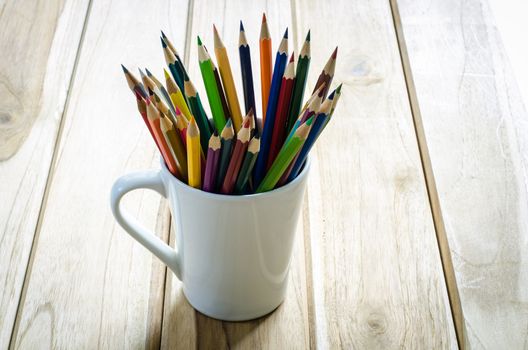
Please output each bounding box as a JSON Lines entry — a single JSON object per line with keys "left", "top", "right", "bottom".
{"left": 9, "top": 0, "right": 189, "bottom": 348}
{"left": 395, "top": 0, "right": 528, "bottom": 348}
{"left": 160, "top": 2, "right": 312, "bottom": 349}
{"left": 0, "top": 0, "right": 90, "bottom": 348}
{"left": 291, "top": 0, "right": 457, "bottom": 347}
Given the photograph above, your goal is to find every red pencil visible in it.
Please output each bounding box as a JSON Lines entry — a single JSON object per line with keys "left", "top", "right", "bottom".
{"left": 220, "top": 116, "right": 252, "bottom": 194}
{"left": 203, "top": 132, "right": 221, "bottom": 192}
{"left": 267, "top": 53, "right": 296, "bottom": 169}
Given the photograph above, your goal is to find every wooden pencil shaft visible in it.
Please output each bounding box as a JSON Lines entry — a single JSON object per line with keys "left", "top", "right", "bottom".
{"left": 287, "top": 55, "right": 310, "bottom": 131}
{"left": 253, "top": 48, "right": 288, "bottom": 186}
{"left": 214, "top": 27, "right": 243, "bottom": 132}
{"left": 198, "top": 42, "right": 226, "bottom": 132}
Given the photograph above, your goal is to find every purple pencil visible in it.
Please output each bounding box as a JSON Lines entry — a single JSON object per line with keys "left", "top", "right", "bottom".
{"left": 203, "top": 132, "right": 221, "bottom": 192}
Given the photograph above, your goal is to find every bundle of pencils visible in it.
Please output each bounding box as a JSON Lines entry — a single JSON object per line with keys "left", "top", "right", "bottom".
{"left": 121, "top": 14, "right": 341, "bottom": 195}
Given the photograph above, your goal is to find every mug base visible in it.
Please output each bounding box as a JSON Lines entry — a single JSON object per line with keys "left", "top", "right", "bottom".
{"left": 182, "top": 288, "right": 285, "bottom": 322}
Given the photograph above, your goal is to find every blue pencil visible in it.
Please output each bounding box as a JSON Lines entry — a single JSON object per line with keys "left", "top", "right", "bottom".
{"left": 253, "top": 28, "right": 288, "bottom": 186}
{"left": 287, "top": 98, "right": 332, "bottom": 182}
{"left": 239, "top": 21, "right": 258, "bottom": 134}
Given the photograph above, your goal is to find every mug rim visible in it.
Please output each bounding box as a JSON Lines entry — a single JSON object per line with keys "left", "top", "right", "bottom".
{"left": 160, "top": 156, "right": 310, "bottom": 201}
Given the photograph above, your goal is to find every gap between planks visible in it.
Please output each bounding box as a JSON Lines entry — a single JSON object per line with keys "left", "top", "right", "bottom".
{"left": 389, "top": 0, "right": 466, "bottom": 349}
{"left": 8, "top": 0, "right": 95, "bottom": 348}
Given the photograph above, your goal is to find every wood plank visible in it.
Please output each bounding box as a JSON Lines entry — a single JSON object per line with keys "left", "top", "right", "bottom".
{"left": 394, "top": 0, "right": 528, "bottom": 347}
{"left": 290, "top": 0, "right": 457, "bottom": 348}
{"left": 0, "top": 1, "right": 90, "bottom": 348}
{"left": 9, "top": 0, "right": 189, "bottom": 348}
{"left": 160, "top": 2, "right": 312, "bottom": 348}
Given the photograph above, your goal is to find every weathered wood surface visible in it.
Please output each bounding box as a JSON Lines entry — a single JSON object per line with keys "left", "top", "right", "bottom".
{"left": 9, "top": 0, "right": 189, "bottom": 348}
{"left": 0, "top": 0, "right": 90, "bottom": 348}
{"left": 396, "top": 0, "right": 528, "bottom": 348}
{"left": 291, "top": 0, "right": 457, "bottom": 348}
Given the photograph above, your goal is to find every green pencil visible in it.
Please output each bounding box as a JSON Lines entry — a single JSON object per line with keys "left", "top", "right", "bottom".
{"left": 198, "top": 36, "right": 227, "bottom": 132}
{"left": 184, "top": 78, "right": 212, "bottom": 151}
{"left": 286, "top": 30, "right": 311, "bottom": 131}
{"left": 256, "top": 116, "right": 314, "bottom": 193}
{"left": 216, "top": 119, "right": 234, "bottom": 190}
{"left": 234, "top": 136, "right": 260, "bottom": 194}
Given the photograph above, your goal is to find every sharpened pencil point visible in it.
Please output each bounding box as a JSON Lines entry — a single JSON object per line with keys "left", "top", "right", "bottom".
{"left": 197, "top": 36, "right": 202, "bottom": 46}
{"left": 332, "top": 46, "right": 338, "bottom": 59}
{"left": 121, "top": 64, "right": 128, "bottom": 73}
{"left": 262, "top": 13, "right": 267, "bottom": 23}
{"left": 336, "top": 83, "right": 342, "bottom": 93}
{"left": 240, "top": 20, "right": 244, "bottom": 32}
{"left": 161, "top": 30, "right": 167, "bottom": 39}
{"left": 306, "top": 30, "right": 311, "bottom": 41}
{"left": 160, "top": 36, "right": 167, "bottom": 48}
{"left": 283, "top": 27, "right": 288, "bottom": 38}
{"left": 289, "top": 53, "right": 295, "bottom": 62}
{"left": 145, "top": 68, "right": 153, "bottom": 77}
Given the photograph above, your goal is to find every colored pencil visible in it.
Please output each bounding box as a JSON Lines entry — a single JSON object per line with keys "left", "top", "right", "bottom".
{"left": 216, "top": 119, "right": 235, "bottom": 190}
{"left": 164, "top": 69, "right": 192, "bottom": 121}
{"left": 253, "top": 28, "right": 288, "bottom": 186}
{"left": 329, "top": 83, "right": 342, "bottom": 117}
{"left": 259, "top": 13, "right": 272, "bottom": 123}
{"left": 146, "top": 99, "right": 180, "bottom": 177}
{"left": 210, "top": 51, "right": 232, "bottom": 125}
{"left": 267, "top": 53, "right": 296, "bottom": 168}
{"left": 132, "top": 91, "right": 160, "bottom": 151}
{"left": 313, "top": 47, "right": 337, "bottom": 98}
{"left": 186, "top": 117, "right": 201, "bottom": 188}
{"left": 184, "top": 78, "right": 212, "bottom": 151}
{"left": 121, "top": 65, "right": 148, "bottom": 99}
{"left": 256, "top": 116, "right": 314, "bottom": 193}
{"left": 161, "top": 35, "right": 186, "bottom": 92}
{"left": 234, "top": 136, "right": 260, "bottom": 194}
{"left": 286, "top": 98, "right": 332, "bottom": 182}
{"left": 238, "top": 21, "right": 258, "bottom": 134}
{"left": 286, "top": 31, "right": 311, "bottom": 131}
{"left": 197, "top": 36, "right": 227, "bottom": 132}
{"left": 285, "top": 85, "right": 324, "bottom": 143}
{"left": 214, "top": 25, "right": 243, "bottom": 132}
{"left": 220, "top": 117, "right": 251, "bottom": 194}
{"left": 160, "top": 111, "right": 188, "bottom": 180}
{"left": 145, "top": 68, "right": 173, "bottom": 112}
{"left": 173, "top": 106, "right": 189, "bottom": 146}
{"left": 203, "top": 132, "right": 221, "bottom": 192}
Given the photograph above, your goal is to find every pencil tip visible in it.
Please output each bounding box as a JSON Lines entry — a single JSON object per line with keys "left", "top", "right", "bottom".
{"left": 239, "top": 20, "right": 244, "bottom": 32}
{"left": 161, "top": 30, "right": 167, "bottom": 38}
{"left": 226, "top": 118, "right": 233, "bottom": 127}
{"left": 145, "top": 68, "right": 152, "bottom": 76}
{"left": 336, "top": 83, "right": 342, "bottom": 93}
{"left": 121, "top": 64, "right": 128, "bottom": 73}
{"left": 197, "top": 36, "right": 202, "bottom": 45}
{"left": 283, "top": 27, "right": 288, "bottom": 38}
{"left": 306, "top": 30, "right": 311, "bottom": 41}
{"left": 160, "top": 36, "right": 167, "bottom": 48}
{"left": 262, "top": 13, "right": 267, "bottom": 23}
{"left": 213, "top": 24, "right": 218, "bottom": 33}
{"left": 163, "top": 68, "right": 170, "bottom": 79}
{"left": 332, "top": 46, "right": 338, "bottom": 59}
{"left": 289, "top": 53, "right": 295, "bottom": 62}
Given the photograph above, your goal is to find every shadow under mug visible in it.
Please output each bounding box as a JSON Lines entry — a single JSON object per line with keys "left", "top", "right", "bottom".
{"left": 110, "top": 158, "right": 310, "bottom": 321}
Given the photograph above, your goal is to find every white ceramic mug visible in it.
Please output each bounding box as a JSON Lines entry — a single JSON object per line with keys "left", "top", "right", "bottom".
{"left": 110, "top": 159, "right": 310, "bottom": 321}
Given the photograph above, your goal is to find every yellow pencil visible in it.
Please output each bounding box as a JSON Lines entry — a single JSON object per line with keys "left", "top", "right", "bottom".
{"left": 187, "top": 117, "right": 201, "bottom": 188}
{"left": 213, "top": 25, "right": 243, "bottom": 132}
{"left": 164, "top": 69, "right": 192, "bottom": 121}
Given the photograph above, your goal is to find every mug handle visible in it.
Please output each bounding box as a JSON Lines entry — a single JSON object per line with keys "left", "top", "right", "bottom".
{"left": 110, "top": 170, "right": 181, "bottom": 279}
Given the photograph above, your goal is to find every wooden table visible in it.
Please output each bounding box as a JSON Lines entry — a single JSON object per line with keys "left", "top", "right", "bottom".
{"left": 1, "top": 0, "right": 527, "bottom": 348}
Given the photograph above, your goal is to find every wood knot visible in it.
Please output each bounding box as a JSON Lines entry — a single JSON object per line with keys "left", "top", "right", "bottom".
{"left": 341, "top": 54, "right": 383, "bottom": 86}
{"left": 0, "top": 112, "right": 12, "bottom": 125}
{"left": 366, "top": 312, "right": 387, "bottom": 334}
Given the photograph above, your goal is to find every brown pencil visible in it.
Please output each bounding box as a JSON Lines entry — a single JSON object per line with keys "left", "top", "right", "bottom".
{"left": 313, "top": 47, "right": 337, "bottom": 99}
{"left": 220, "top": 117, "right": 251, "bottom": 194}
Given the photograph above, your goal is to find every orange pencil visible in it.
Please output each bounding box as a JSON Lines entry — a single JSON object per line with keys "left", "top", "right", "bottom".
{"left": 146, "top": 99, "right": 180, "bottom": 177}
{"left": 259, "top": 13, "right": 272, "bottom": 124}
